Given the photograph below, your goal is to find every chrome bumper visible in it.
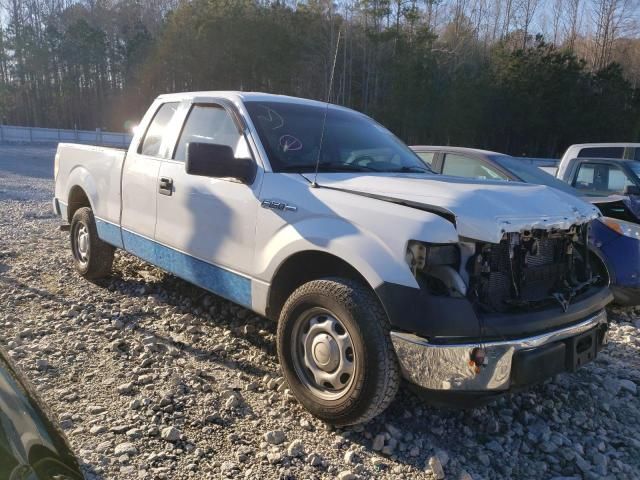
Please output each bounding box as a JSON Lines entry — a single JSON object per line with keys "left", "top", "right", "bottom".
{"left": 390, "top": 309, "right": 608, "bottom": 391}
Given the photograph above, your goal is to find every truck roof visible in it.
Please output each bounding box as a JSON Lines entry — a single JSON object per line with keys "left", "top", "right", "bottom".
{"left": 566, "top": 142, "right": 640, "bottom": 148}
{"left": 567, "top": 157, "right": 637, "bottom": 164}
{"left": 156, "top": 91, "right": 340, "bottom": 109}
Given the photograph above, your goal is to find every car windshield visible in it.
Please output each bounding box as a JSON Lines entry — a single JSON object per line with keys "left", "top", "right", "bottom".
{"left": 245, "top": 101, "right": 432, "bottom": 174}
{"left": 492, "top": 155, "right": 579, "bottom": 196}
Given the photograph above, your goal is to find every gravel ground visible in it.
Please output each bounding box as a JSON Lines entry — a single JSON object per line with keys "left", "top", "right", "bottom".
{"left": 1, "top": 143, "right": 639, "bottom": 480}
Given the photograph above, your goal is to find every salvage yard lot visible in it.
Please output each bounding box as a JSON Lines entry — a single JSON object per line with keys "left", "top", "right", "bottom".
{"left": 1, "top": 144, "right": 639, "bottom": 479}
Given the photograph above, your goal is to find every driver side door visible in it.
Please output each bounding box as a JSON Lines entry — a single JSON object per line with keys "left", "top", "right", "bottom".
{"left": 154, "top": 101, "right": 263, "bottom": 308}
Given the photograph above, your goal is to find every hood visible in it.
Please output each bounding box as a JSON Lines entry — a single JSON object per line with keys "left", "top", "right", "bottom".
{"left": 305, "top": 173, "right": 600, "bottom": 243}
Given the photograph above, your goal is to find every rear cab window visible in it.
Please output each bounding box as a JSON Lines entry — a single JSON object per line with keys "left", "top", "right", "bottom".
{"left": 577, "top": 147, "right": 625, "bottom": 159}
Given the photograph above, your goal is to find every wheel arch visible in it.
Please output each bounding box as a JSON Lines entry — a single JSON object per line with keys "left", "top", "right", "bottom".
{"left": 66, "top": 185, "right": 93, "bottom": 223}
{"left": 265, "top": 250, "right": 373, "bottom": 321}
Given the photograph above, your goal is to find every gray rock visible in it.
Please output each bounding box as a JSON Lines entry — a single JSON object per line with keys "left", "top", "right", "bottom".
{"left": 602, "top": 378, "right": 621, "bottom": 396}
{"left": 266, "top": 451, "right": 282, "bottom": 464}
{"left": 477, "top": 453, "right": 491, "bottom": 467}
{"left": 95, "top": 441, "right": 112, "bottom": 454}
{"left": 372, "top": 433, "right": 385, "bottom": 451}
{"left": 113, "top": 442, "right": 137, "bottom": 456}
{"left": 126, "top": 428, "right": 143, "bottom": 439}
{"left": 89, "top": 425, "right": 106, "bottom": 434}
{"left": 344, "top": 450, "right": 359, "bottom": 464}
{"left": 224, "top": 394, "right": 240, "bottom": 409}
{"left": 619, "top": 379, "right": 637, "bottom": 395}
{"left": 264, "top": 430, "right": 285, "bottom": 445}
{"left": 435, "top": 449, "right": 450, "bottom": 467}
{"left": 428, "top": 455, "right": 445, "bottom": 480}
{"left": 385, "top": 423, "right": 402, "bottom": 438}
{"left": 287, "top": 439, "right": 305, "bottom": 457}
{"left": 116, "top": 382, "right": 134, "bottom": 394}
{"left": 110, "top": 425, "right": 130, "bottom": 434}
{"left": 35, "top": 359, "right": 48, "bottom": 371}
{"left": 337, "top": 471, "right": 356, "bottom": 480}
{"left": 160, "top": 426, "right": 181, "bottom": 442}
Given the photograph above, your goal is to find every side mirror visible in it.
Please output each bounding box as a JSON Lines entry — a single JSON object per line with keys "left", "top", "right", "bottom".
{"left": 623, "top": 185, "right": 640, "bottom": 196}
{"left": 186, "top": 143, "right": 256, "bottom": 184}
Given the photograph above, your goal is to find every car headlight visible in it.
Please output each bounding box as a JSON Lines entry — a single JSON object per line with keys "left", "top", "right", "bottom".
{"left": 405, "top": 240, "right": 466, "bottom": 296}
{"left": 406, "top": 241, "right": 459, "bottom": 274}
{"left": 600, "top": 217, "right": 640, "bottom": 239}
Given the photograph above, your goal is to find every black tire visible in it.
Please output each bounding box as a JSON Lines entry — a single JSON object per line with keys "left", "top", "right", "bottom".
{"left": 70, "top": 207, "right": 114, "bottom": 280}
{"left": 277, "top": 278, "right": 400, "bottom": 426}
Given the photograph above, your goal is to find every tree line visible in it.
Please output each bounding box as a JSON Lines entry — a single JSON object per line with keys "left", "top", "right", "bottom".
{"left": 0, "top": 0, "right": 638, "bottom": 157}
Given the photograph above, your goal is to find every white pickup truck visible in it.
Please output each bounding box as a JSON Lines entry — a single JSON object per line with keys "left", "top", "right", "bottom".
{"left": 54, "top": 92, "right": 612, "bottom": 425}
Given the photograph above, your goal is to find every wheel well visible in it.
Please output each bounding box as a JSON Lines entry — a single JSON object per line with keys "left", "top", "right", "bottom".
{"left": 67, "top": 186, "right": 91, "bottom": 223}
{"left": 266, "top": 251, "right": 370, "bottom": 321}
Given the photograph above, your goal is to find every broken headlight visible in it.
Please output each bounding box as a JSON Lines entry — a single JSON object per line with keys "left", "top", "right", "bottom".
{"left": 405, "top": 241, "right": 465, "bottom": 297}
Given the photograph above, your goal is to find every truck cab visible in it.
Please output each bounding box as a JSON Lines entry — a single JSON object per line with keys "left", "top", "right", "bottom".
{"left": 557, "top": 143, "right": 640, "bottom": 180}
{"left": 54, "top": 92, "right": 612, "bottom": 425}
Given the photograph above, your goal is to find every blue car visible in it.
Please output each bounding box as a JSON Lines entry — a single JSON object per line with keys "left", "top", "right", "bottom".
{"left": 411, "top": 146, "right": 640, "bottom": 305}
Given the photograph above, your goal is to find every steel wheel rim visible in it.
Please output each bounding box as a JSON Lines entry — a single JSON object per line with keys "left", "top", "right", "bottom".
{"left": 291, "top": 308, "right": 356, "bottom": 401}
{"left": 74, "top": 223, "right": 90, "bottom": 267}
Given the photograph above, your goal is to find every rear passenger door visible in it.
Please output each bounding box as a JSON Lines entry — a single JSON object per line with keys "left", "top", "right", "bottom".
{"left": 121, "top": 101, "right": 180, "bottom": 241}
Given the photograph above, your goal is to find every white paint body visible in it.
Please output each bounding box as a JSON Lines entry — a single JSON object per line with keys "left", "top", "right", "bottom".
{"left": 54, "top": 91, "right": 600, "bottom": 316}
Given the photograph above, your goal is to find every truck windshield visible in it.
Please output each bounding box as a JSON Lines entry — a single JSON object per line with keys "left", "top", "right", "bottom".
{"left": 245, "top": 101, "right": 431, "bottom": 174}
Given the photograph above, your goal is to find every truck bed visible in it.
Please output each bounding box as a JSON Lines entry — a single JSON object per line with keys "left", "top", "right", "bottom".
{"left": 54, "top": 143, "right": 126, "bottom": 226}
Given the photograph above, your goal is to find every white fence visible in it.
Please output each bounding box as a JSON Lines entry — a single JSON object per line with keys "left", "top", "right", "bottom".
{"left": 0, "top": 124, "right": 132, "bottom": 148}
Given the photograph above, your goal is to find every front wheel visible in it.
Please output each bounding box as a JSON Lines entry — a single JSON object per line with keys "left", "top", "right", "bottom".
{"left": 70, "top": 207, "right": 114, "bottom": 280}
{"left": 277, "top": 278, "right": 400, "bottom": 426}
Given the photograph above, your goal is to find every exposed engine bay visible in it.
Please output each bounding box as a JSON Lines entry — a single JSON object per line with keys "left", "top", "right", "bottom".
{"left": 470, "top": 225, "right": 607, "bottom": 313}
{"left": 408, "top": 224, "right": 608, "bottom": 314}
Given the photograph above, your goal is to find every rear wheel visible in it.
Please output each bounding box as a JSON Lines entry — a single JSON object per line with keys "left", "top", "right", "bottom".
{"left": 277, "top": 278, "right": 400, "bottom": 426}
{"left": 70, "top": 207, "right": 114, "bottom": 279}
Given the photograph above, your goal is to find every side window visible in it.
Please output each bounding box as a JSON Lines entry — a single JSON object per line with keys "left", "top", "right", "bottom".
{"left": 442, "top": 154, "right": 508, "bottom": 180}
{"left": 573, "top": 163, "right": 633, "bottom": 194}
{"left": 575, "top": 164, "right": 595, "bottom": 187}
{"left": 174, "top": 104, "right": 248, "bottom": 162}
{"left": 416, "top": 151, "right": 435, "bottom": 167}
{"left": 577, "top": 147, "right": 624, "bottom": 159}
{"left": 634, "top": 149, "right": 640, "bottom": 161}
{"left": 139, "top": 102, "right": 179, "bottom": 157}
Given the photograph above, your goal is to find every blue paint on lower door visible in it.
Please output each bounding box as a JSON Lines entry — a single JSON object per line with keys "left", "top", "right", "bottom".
{"left": 121, "top": 229, "right": 252, "bottom": 308}
{"left": 95, "top": 218, "right": 124, "bottom": 248}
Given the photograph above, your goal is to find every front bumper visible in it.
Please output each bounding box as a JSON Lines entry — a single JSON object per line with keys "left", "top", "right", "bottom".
{"left": 391, "top": 309, "right": 608, "bottom": 391}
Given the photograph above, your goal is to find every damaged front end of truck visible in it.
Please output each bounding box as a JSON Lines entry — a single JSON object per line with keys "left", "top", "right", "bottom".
{"left": 469, "top": 225, "right": 605, "bottom": 315}
{"left": 388, "top": 216, "right": 611, "bottom": 396}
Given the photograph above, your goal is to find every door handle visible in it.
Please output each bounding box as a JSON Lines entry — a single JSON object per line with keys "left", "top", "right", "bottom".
{"left": 159, "top": 177, "right": 173, "bottom": 196}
